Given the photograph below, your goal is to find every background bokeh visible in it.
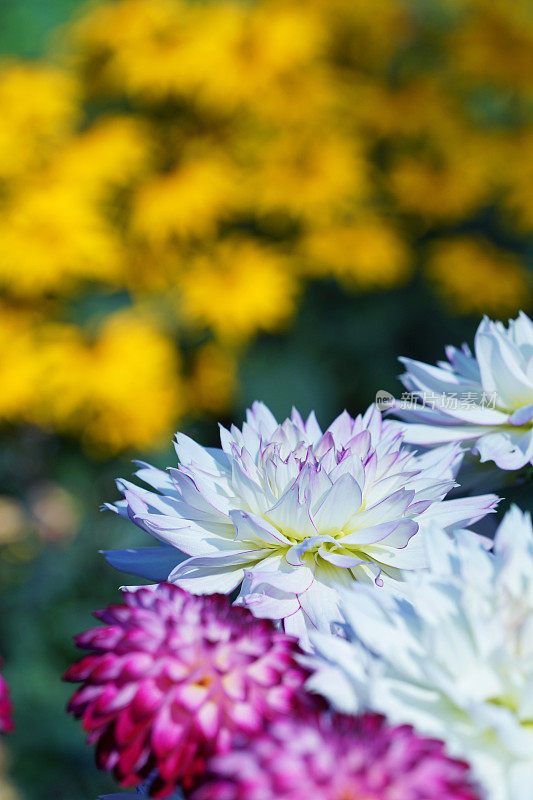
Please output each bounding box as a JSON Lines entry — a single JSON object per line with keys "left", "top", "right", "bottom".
{"left": 0, "top": 0, "right": 533, "bottom": 797}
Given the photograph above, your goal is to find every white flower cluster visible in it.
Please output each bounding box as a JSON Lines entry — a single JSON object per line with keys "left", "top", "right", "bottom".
{"left": 309, "top": 507, "right": 533, "bottom": 800}
{"left": 106, "top": 311, "right": 533, "bottom": 800}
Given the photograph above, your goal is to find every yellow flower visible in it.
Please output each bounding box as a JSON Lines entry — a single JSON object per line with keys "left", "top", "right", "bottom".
{"left": 251, "top": 129, "right": 367, "bottom": 221}
{"left": 56, "top": 115, "right": 151, "bottom": 200}
{"left": 69, "top": 0, "right": 191, "bottom": 97}
{"left": 302, "top": 219, "right": 412, "bottom": 289}
{"left": 71, "top": 0, "right": 323, "bottom": 110}
{"left": 0, "top": 63, "right": 78, "bottom": 181}
{"left": 43, "top": 327, "right": 91, "bottom": 425}
{"left": 178, "top": 238, "right": 298, "bottom": 341}
{"left": 0, "top": 173, "right": 123, "bottom": 296}
{"left": 0, "top": 309, "right": 185, "bottom": 453}
{"left": 427, "top": 236, "right": 530, "bottom": 315}
{"left": 77, "top": 312, "right": 184, "bottom": 453}
{"left": 0, "top": 308, "right": 42, "bottom": 420}
{"left": 389, "top": 141, "right": 494, "bottom": 223}
{"left": 188, "top": 0, "right": 324, "bottom": 111}
{"left": 131, "top": 154, "right": 241, "bottom": 243}
{"left": 29, "top": 313, "right": 183, "bottom": 453}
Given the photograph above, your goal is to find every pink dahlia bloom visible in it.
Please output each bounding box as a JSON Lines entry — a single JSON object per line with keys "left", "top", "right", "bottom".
{"left": 0, "top": 661, "right": 13, "bottom": 733}
{"left": 191, "top": 712, "right": 481, "bottom": 800}
{"left": 64, "top": 583, "right": 310, "bottom": 798}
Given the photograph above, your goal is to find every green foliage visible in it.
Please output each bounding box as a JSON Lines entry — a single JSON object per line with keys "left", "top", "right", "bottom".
{"left": 0, "top": 0, "right": 83, "bottom": 58}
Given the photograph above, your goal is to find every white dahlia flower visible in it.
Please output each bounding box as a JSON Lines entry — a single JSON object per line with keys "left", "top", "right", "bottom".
{"left": 309, "top": 506, "right": 533, "bottom": 800}
{"left": 396, "top": 311, "right": 533, "bottom": 470}
{"left": 106, "top": 402, "right": 497, "bottom": 644}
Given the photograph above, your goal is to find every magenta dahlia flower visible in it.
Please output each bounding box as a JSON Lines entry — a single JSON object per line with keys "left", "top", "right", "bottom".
{"left": 64, "top": 583, "right": 310, "bottom": 798}
{"left": 191, "top": 712, "right": 481, "bottom": 800}
{"left": 0, "top": 661, "right": 13, "bottom": 733}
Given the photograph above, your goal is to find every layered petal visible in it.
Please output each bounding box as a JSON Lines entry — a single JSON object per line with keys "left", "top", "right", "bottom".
{"left": 397, "top": 312, "right": 533, "bottom": 472}
{"left": 65, "top": 584, "right": 311, "bottom": 798}
{"left": 309, "top": 507, "right": 533, "bottom": 800}
{"left": 107, "top": 402, "right": 495, "bottom": 639}
{"left": 190, "top": 712, "right": 481, "bottom": 800}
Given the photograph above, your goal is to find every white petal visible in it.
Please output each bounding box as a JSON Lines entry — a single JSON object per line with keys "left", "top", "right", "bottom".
{"left": 494, "top": 505, "right": 533, "bottom": 556}
{"left": 244, "top": 559, "right": 315, "bottom": 594}
{"left": 230, "top": 509, "right": 290, "bottom": 546}
{"left": 266, "top": 472, "right": 317, "bottom": 538}
{"left": 172, "top": 562, "right": 245, "bottom": 594}
{"left": 401, "top": 423, "right": 489, "bottom": 445}
{"left": 399, "top": 356, "right": 479, "bottom": 393}
{"left": 420, "top": 494, "right": 498, "bottom": 530}
{"left": 476, "top": 429, "right": 533, "bottom": 469}
{"left": 312, "top": 474, "right": 363, "bottom": 530}
{"left": 298, "top": 572, "right": 346, "bottom": 632}
{"left": 175, "top": 433, "right": 228, "bottom": 474}
{"left": 246, "top": 401, "right": 279, "bottom": 438}
{"left": 342, "top": 519, "right": 413, "bottom": 546}
{"left": 365, "top": 535, "right": 427, "bottom": 570}
{"left": 476, "top": 327, "right": 533, "bottom": 409}
{"left": 346, "top": 488, "right": 415, "bottom": 530}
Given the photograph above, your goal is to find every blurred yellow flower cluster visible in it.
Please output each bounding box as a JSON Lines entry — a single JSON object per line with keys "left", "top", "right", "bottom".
{"left": 0, "top": 0, "right": 532, "bottom": 451}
